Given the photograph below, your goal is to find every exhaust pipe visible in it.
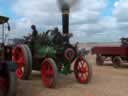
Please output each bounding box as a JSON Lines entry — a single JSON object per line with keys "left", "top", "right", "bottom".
{"left": 62, "top": 8, "right": 69, "bottom": 34}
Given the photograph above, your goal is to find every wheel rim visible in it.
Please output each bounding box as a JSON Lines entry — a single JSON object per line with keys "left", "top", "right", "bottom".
{"left": 74, "top": 56, "right": 89, "bottom": 83}
{"left": 41, "top": 60, "right": 54, "bottom": 87}
{"left": 0, "top": 76, "right": 8, "bottom": 95}
{"left": 12, "top": 46, "right": 26, "bottom": 79}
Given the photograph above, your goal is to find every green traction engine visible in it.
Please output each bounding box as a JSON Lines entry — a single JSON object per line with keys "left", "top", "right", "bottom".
{"left": 12, "top": 2, "right": 92, "bottom": 88}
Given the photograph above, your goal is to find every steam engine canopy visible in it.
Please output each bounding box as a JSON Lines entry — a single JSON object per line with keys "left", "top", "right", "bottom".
{"left": 0, "top": 16, "right": 9, "bottom": 24}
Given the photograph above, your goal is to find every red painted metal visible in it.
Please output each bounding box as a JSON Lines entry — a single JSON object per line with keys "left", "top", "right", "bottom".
{"left": 92, "top": 46, "right": 128, "bottom": 56}
{"left": 12, "top": 47, "right": 26, "bottom": 79}
{"left": 74, "top": 56, "right": 89, "bottom": 83}
{"left": 0, "top": 77, "right": 8, "bottom": 95}
{"left": 41, "top": 59, "right": 54, "bottom": 88}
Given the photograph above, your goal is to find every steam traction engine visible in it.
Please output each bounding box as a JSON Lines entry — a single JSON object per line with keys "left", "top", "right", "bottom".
{"left": 92, "top": 38, "right": 128, "bottom": 68}
{"left": 0, "top": 16, "right": 16, "bottom": 96}
{"left": 12, "top": 3, "right": 92, "bottom": 88}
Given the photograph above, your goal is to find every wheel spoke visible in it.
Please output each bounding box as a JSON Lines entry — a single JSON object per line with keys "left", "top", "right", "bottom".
{"left": 12, "top": 46, "right": 27, "bottom": 79}
{"left": 80, "top": 60, "right": 84, "bottom": 67}
{"left": 74, "top": 56, "right": 90, "bottom": 83}
{"left": 77, "top": 64, "right": 81, "bottom": 71}
{"left": 16, "top": 57, "right": 25, "bottom": 66}
{"left": 82, "top": 73, "right": 87, "bottom": 80}
{"left": 80, "top": 73, "right": 84, "bottom": 79}
{"left": 41, "top": 59, "right": 57, "bottom": 88}
{"left": 46, "top": 63, "right": 54, "bottom": 77}
{"left": 42, "top": 66, "right": 47, "bottom": 76}
{"left": 86, "top": 72, "right": 89, "bottom": 76}
{"left": 80, "top": 67, "right": 86, "bottom": 73}
{"left": 16, "top": 67, "right": 24, "bottom": 78}
{"left": 77, "top": 61, "right": 88, "bottom": 73}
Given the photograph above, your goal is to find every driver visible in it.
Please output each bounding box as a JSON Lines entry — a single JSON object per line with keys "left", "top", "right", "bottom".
{"left": 30, "top": 24, "right": 38, "bottom": 55}
{"left": 31, "top": 24, "right": 38, "bottom": 39}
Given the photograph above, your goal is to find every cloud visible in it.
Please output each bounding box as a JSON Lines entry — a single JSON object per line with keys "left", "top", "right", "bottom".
{"left": 11, "top": 0, "right": 107, "bottom": 43}
{"left": 113, "top": 0, "right": 128, "bottom": 38}
{"left": 11, "top": 0, "right": 128, "bottom": 43}
{"left": 9, "top": 0, "right": 128, "bottom": 43}
{"left": 114, "top": 0, "right": 128, "bottom": 22}
{"left": 71, "top": 15, "right": 121, "bottom": 43}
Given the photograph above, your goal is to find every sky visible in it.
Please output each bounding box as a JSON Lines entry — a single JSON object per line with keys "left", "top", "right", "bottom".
{"left": 0, "top": 0, "right": 128, "bottom": 43}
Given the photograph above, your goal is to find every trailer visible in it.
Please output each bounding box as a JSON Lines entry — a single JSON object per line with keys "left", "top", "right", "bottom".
{"left": 92, "top": 38, "right": 128, "bottom": 68}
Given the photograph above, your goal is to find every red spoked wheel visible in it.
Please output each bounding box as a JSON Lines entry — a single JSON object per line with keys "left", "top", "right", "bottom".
{"left": 41, "top": 58, "right": 58, "bottom": 88}
{"left": 12, "top": 44, "right": 32, "bottom": 80}
{"left": 0, "top": 72, "right": 16, "bottom": 96}
{"left": 74, "top": 56, "right": 92, "bottom": 84}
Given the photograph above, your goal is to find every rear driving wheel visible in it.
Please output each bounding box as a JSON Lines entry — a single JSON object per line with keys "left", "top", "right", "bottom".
{"left": 74, "top": 56, "right": 92, "bottom": 84}
{"left": 12, "top": 44, "right": 32, "bottom": 80}
{"left": 41, "top": 58, "right": 58, "bottom": 88}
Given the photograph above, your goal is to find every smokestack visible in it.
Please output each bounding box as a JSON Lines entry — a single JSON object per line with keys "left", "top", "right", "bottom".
{"left": 62, "top": 7, "right": 69, "bottom": 34}
{"left": 57, "top": 0, "right": 79, "bottom": 34}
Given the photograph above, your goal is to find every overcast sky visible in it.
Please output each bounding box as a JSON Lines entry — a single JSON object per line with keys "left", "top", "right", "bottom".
{"left": 0, "top": 0, "right": 128, "bottom": 43}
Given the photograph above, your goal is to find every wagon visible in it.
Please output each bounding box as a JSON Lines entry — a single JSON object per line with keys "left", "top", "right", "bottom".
{"left": 12, "top": 6, "right": 92, "bottom": 88}
{"left": 92, "top": 38, "right": 128, "bottom": 68}
{"left": 0, "top": 16, "right": 17, "bottom": 96}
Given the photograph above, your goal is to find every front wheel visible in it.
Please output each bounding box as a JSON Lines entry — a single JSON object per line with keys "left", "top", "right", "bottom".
{"left": 41, "top": 58, "right": 58, "bottom": 88}
{"left": 0, "top": 72, "right": 16, "bottom": 96}
{"left": 74, "top": 56, "right": 92, "bottom": 84}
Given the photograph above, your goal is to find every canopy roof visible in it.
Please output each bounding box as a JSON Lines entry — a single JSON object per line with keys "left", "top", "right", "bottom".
{"left": 0, "top": 16, "right": 9, "bottom": 24}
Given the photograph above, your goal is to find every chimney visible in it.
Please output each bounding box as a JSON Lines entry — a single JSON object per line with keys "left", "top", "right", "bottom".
{"left": 61, "top": 5, "right": 69, "bottom": 34}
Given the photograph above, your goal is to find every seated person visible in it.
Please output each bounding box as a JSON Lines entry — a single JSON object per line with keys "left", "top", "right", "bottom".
{"left": 62, "top": 32, "right": 73, "bottom": 44}
{"left": 51, "top": 27, "right": 73, "bottom": 45}
{"left": 120, "top": 37, "right": 128, "bottom": 46}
